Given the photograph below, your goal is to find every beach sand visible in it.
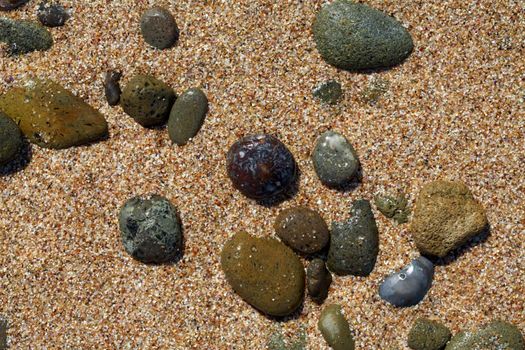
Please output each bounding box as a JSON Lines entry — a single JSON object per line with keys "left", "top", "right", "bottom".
{"left": 0, "top": 0, "right": 524, "bottom": 348}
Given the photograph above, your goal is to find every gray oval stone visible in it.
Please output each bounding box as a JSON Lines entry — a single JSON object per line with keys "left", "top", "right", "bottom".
{"left": 379, "top": 256, "right": 434, "bottom": 307}
{"left": 312, "top": 131, "right": 360, "bottom": 188}
{"left": 167, "top": 88, "right": 208, "bottom": 145}
{"left": 0, "top": 112, "right": 22, "bottom": 166}
{"left": 318, "top": 304, "right": 355, "bottom": 350}
{"left": 140, "top": 6, "right": 179, "bottom": 50}
{"left": 0, "top": 18, "right": 53, "bottom": 55}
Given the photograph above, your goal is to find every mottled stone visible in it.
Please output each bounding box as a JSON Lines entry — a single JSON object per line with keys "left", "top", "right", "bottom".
{"left": 0, "top": 0, "right": 29, "bottom": 11}
{"left": 140, "top": 6, "right": 179, "bottom": 49}
{"left": 313, "top": 80, "right": 342, "bottom": 105}
{"left": 0, "top": 79, "right": 108, "bottom": 149}
{"left": 445, "top": 321, "right": 524, "bottom": 350}
{"left": 121, "top": 74, "right": 176, "bottom": 127}
{"left": 118, "top": 195, "right": 183, "bottom": 264}
{"left": 37, "top": 1, "right": 69, "bottom": 27}
{"left": 0, "top": 112, "right": 22, "bottom": 166}
{"left": 306, "top": 259, "right": 332, "bottom": 304}
{"left": 168, "top": 87, "right": 208, "bottom": 145}
{"left": 312, "top": 131, "right": 360, "bottom": 188}
{"left": 327, "top": 200, "right": 379, "bottom": 276}
{"left": 375, "top": 192, "right": 410, "bottom": 224}
{"left": 0, "top": 18, "right": 52, "bottom": 54}
{"left": 221, "top": 231, "right": 305, "bottom": 317}
{"left": 379, "top": 256, "right": 434, "bottom": 307}
{"left": 408, "top": 318, "right": 452, "bottom": 350}
{"left": 411, "top": 180, "right": 488, "bottom": 257}
{"left": 226, "top": 134, "right": 296, "bottom": 200}
{"left": 361, "top": 78, "right": 389, "bottom": 105}
{"left": 274, "top": 207, "right": 329, "bottom": 254}
{"left": 318, "top": 304, "right": 355, "bottom": 350}
{"left": 313, "top": 0, "right": 413, "bottom": 71}
{"left": 104, "top": 70, "right": 122, "bottom": 106}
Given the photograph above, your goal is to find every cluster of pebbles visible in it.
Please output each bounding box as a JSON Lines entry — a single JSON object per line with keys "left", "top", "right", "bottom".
{"left": 0, "top": 0, "right": 523, "bottom": 349}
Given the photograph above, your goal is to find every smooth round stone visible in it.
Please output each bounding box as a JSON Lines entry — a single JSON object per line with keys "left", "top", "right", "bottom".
{"left": 327, "top": 200, "right": 379, "bottom": 276}
{"left": 0, "top": 0, "right": 29, "bottom": 11}
{"left": 274, "top": 207, "right": 329, "bottom": 254}
{"left": 226, "top": 134, "right": 296, "bottom": 200}
{"left": 408, "top": 318, "right": 452, "bottom": 350}
{"left": 37, "top": 2, "right": 69, "bottom": 27}
{"left": 445, "top": 321, "right": 524, "bottom": 350}
{"left": 167, "top": 87, "right": 208, "bottom": 145}
{"left": 121, "top": 74, "right": 176, "bottom": 127}
{"left": 313, "top": 1, "right": 414, "bottom": 71}
{"left": 379, "top": 256, "right": 434, "bottom": 307}
{"left": 0, "top": 18, "right": 53, "bottom": 55}
{"left": 118, "top": 195, "right": 182, "bottom": 264}
{"left": 411, "top": 180, "right": 488, "bottom": 257}
{"left": 318, "top": 304, "right": 355, "bottom": 350}
{"left": 313, "top": 80, "right": 342, "bottom": 105}
{"left": 220, "top": 231, "right": 305, "bottom": 317}
{"left": 140, "top": 6, "right": 179, "bottom": 49}
{"left": 307, "top": 258, "right": 332, "bottom": 304}
{"left": 0, "top": 112, "right": 22, "bottom": 166}
{"left": 312, "top": 131, "right": 359, "bottom": 188}
{"left": 104, "top": 70, "right": 122, "bottom": 106}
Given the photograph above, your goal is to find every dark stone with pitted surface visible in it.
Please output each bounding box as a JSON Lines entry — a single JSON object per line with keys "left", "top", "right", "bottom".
{"left": 408, "top": 318, "right": 451, "bottom": 350}
{"left": 445, "top": 320, "right": 524, "bottom": 350}
{"left": 140, "top": 6, "right": 179, "bottom": 50}
{"left": 0, "top": 18, "right": 53, "bottom": 55}
{"left": 37, "top": 1, "right": 69, "bottom": 27}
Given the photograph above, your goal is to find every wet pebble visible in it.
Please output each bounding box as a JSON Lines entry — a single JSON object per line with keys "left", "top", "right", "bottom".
{"left": 140, "top": 6, "right": 179, "bottom": 49}
{"left": 318, "top": 304, "right": 355, "bottom": 350}
{"left": 307, "top": 259, "right": 332, "bottom": 304}
{"left": 37, "top": 1, "right": 69, "bottom": 27}
{"left": 0, "top": 112, "right": 23, "bottom": 166}
{"left": 379, "top": 256, "right": 434, "bottom": 307}
{"left": 104, "top": 70, "right": 122, "bottom": 106}
{"left": 168, "top": 87, "right": 208, "bottom": 145}
{"left": 408, "top": 318, "right": 451, "bottom": 350}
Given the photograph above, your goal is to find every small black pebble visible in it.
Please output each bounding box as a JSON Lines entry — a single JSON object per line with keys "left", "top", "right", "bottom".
{"left": 104, "top": 70, "right": 122, "bottom": 106}
{"left": 37, "top": 1, "right": 69, "bottom": 27}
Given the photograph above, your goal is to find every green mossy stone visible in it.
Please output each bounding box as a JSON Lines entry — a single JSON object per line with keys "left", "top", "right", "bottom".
{"left": 327, "top": 199, "right": 379, "bottom": 276}
{"left": 0, "top": 79, "right": 108, "bottom": 149}
{"left": 313, "top": 1, "right": 413, "bottom": 71}
{"left": 408, "top": 318, "right": 452, "bottom": 350}
{"left": 411, "top": 180, "right": 488, "bottom": 257}
{"left": 121, "top": 74, "right": 176, "bottom": 127}
{"left": 0, "top": 112, "right": 22, "bottom": 165}
{"left": 221, "top": 231, "right": 305, "bottom": 317}
{"left": 0, "top": 18, "right": 52, "bottom": 54}
{"left": 318, "top": 304, "right": 355, "bottom": 350}
{"left": 167, "top": 87, "right": 208, "bottom": 145}
{"left": 445, "top": 321, "right": 524, "bottom": 350}
{"left": 374, "top": 193, "right": 410, "bottom": 224}
{"left": 313, "top": 80, "right": 342, "bottom": 105}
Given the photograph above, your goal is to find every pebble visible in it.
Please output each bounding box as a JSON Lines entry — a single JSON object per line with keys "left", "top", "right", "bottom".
{"left": 327, "top": 200, "right": 379, "bottom": 276}
{"left": 37, "top": 1, "right": 69, "bottom": 27}
{"left": 408, "top": 318, "right": 452, "bottom": 350}
{"left": 226, "top": 134, "right": 296, "bottom": 200}
{"left": 274, "top": 207, "right": 329, "bottom": 254}
{"left": 220, "top": 231, "right": 305, "bottom": 317}
{"left": 318, "top": 304, "right": 355, "bottom": 350}
{"left": 0, "top": 79, "right": 108, "bottom": 149}
{"left": 312, "top": 131, "right": 360, "bottom": 188}
{"left": 118, "top": 195, "right": 183, "bottom": 264}
{"left": 140, "top": 6, "right": 179, "bottom": 50}
{"left": 0, "top": 318, "right": 6, "bottom": 350}
{"left": 104, "top": 70, "right": 122, "bottom": 106}
{"left": 378, "top": 256, "right": 434, "bottom": 307}
{"left": 0, "top": 18, "right": 52, "bottom": 54}
{"left": 313, "top": 1, "right": 413, "bottom": 71}
{"left": 167, "top": 87, "right": 208, "bottom": 145}
{"left": 121, "top": 74, "right": 176, "bottom": 127}
{"left": 0, "top": 112, "right": 22, "bottom": 166}
{"left": 411, "top": 180, "right": 488, "bottom": 257}
{"left": 0, "top": 0, "right": 28, "bottom": 11}
{"left": 306, "top": 259, "right": 332, "bottom": 304}
{"left": 313, "top": 80, "right": 342, "bottom": 105}
{"left": 374, "top": 192, "right": 410, "bottom": 224}
{"left": 445, "top": 320, "right": 524, "bottom": 350}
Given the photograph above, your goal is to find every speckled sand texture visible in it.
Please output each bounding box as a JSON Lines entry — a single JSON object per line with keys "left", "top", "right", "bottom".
{"left": 0, "top": 1, "right": 524, "bottom": 349}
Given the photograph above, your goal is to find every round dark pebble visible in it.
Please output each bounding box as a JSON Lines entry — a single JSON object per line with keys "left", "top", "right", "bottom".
{"left": 37, "top": 1, "right": 69, "bottom": 27}
{"left": 226, "top": 134, "right": 296, "bottom": 200}
{"left": 104, "top": 70, "right": 122, "bottom": 106}
{"left": 307, "top": 258, "right": 332, "bottom": 304}
{"left": 140, "top": 6, "right": 179, "bottom": 50}
{"left": 0, "top": 112, "right": 23, "bottom": 166}
{"left": 0, "top": 0, "right": 29, "bottom": 11}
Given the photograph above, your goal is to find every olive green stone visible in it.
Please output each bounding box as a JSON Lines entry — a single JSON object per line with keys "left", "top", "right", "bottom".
{"left": 0, "top": 18, "right": 52, "bottom": 54}
{"left": 318, "top": 304, "right": 355, "bottom": 350}
{"left": 375, "top": 192, "right": 410, "bottom": 224}
{"left": 306, "top": 258, "right": 332, "bottom": 304}
{"left": 411, "top": 180, "right": 488, "bottom": 257}
{"left": 274, "top": 207, "right": 329, "bottom": 254}
{"left": 0, "top": 112, "right": 22, "bottom": 165}
{"left": 445, "top": 321, "right": 524, "bottom": 350}
{"left": 221, "top": 231, "right": 305, "bottom": 317}
{"left": 313, "top": 1, "right": 413, "bottom": 71}
{"left": 408, "top": 318, "right": 451, "bottom": 350}
{"left": 167, "top": 87, "right": 208, "bottom": 145}
{"left": 313, "top": 80, "right": 342, "bottom": 105}
{"left": 121, "top": 75, "right": 176, "bottom": 127}
{"left": 0, "top": 79, "right": 108, "bottom": 149}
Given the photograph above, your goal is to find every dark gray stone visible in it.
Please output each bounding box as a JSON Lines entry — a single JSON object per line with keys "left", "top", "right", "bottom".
{"left": 313, "top": 80, "right": 342, "bottom": 105}
{"left": 0, "top": 112, "right": 22, "bottom": 166}
{"left": 118, "top": 195, "right": 183, "bottom": 264}
{"left": 0, "top": 318, "right": 6, "bottom": 350}
{"left": 0, "top": 18, "right": 53, "bottom": 54}
{"left": 37, "top": 1, "right": 69, "bottom": 27}
{"left": 140, "top": 6, "right": 179, "bottom": 49}
{"left": 104, "top": 70, "right": 122, "bottom": 106}
{"left": 307, "top": 259, "right": 332, "bottom": 304}
{"left": 327, "top": 200, "right": 379, "bottom": 276}
{"left": 379, "top": 256, "right": 434, "bottom": 307}
{"left": 0, "top": 0, "right": 29, "bottom": 11}
{"left": 168, "top": 87, "right": 208, "bottom": 145}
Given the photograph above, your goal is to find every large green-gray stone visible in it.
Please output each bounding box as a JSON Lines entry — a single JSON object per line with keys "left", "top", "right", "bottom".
{"left": 0, "top": 79, "right": 108, "bottom": 149}
{"left": 221, "top": 231, "right": 305, "bottom": 317}
{"left": 408, "top": 318, "right": 452, "bottom": 350}
{"left": 445, "top": 321, "right": 524, "bottom": 350}
{"left": 0, "top": 112, "right": 22, "bottom": 165}
{"left": 327, "top": 200, "right": 379, "bottom": 276}
{"left": 313, "top": 1, "right": 413, "bottom": 71}
{"left": 0, "top": 18, "right": 52, "bottom": 54}
{"left": 318, "top": 304, "right": 355, "bottom": 350}
{"left": 167, "top": 87, "right": 208, "bottom": 145}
